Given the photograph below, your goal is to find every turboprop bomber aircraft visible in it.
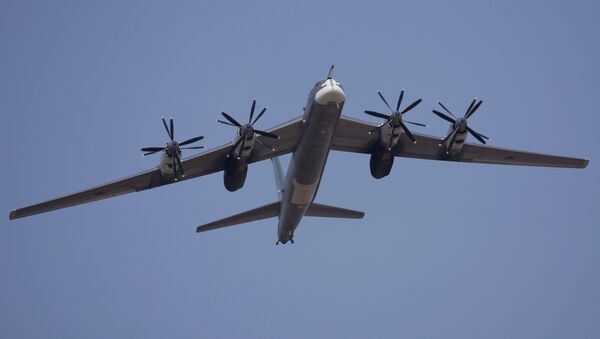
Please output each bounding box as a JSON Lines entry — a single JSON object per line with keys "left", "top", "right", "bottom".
{"left": 9, "top": 66, "right": 588, "bottom": 244}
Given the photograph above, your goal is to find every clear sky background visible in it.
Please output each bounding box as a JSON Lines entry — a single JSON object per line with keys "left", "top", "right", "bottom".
{"left": 1, "top": 1, "right": 598, "bottom": 338}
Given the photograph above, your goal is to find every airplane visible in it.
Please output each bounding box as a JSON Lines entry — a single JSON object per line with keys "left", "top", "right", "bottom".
{"left": 9, "top": 66, "right": 589, "bottom": 245}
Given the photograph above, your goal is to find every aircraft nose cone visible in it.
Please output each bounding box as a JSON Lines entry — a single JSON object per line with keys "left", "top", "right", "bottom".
{"left": 315, "top": 79, "right": 345, "bottom": 105}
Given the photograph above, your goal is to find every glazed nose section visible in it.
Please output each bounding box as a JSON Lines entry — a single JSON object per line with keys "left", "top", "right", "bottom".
{"left": 315, "top": 79, "right": 345, "bottom": 105}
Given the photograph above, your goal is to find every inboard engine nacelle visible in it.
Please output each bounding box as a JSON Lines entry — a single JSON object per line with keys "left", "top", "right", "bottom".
{"left": 369, "top": 144, "right": 395, "bottom": 179}
{"left": 223, "top": 157, "right": 249, "bottom": 192}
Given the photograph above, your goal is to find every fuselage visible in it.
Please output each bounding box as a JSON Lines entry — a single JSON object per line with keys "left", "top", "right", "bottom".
{"left": 277, "top": 78, "right": 346, "bottom": 243}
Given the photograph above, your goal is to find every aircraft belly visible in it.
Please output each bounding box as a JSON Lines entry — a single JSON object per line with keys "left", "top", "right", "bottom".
{"left": 290, "top": 180, "right": 318, "bottom": 205}
{"left": 278, "top": 102, "right": 344, "bottom": 241}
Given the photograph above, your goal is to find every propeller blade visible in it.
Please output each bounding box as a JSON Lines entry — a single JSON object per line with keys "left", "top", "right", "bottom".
{"left": 401, "top": 98, "right": 422, "bottom": 114}
{"left": 141, "top": 147, "right": 165, "bottom": 152}
{"left": 464, "top": 99, "right": 476, "bottom": 118}
{"left": 404, "top": 120, "right": 427, "bottom": 127}
{"left": 438, "top": 102, "right": 457, "bottom": 119}
{"left": 162, "top": 117, "right": 172, "bottom": 140}
{"left": 217, "top": 119, "right": 236, "bottom": 126}
{"left": 221, "top": 112, "right": 242, "bottom": 127}
{"left": 364, "top": 110, "right": 389, "bottom": 120}
{"left": 239, "top": 137, "right": 247, "bottom": 158}
{"left": 477, "top": 131, "right": 490, "bottom": 140}
{"left": 432, "top": 110, "right": 457, "bottom": 124}
{"left": 169, "top": 118, "right": 174, "bottom": 141}
{"left": 447, "top": 128, "right": 460, "bottom": 152}
{"left": 249, "top": 99, "right": 256, "bottom": 124}
{"left": 396, "top": 90, "right": 404, "bottom": 112}
{"left": 172, "top": 158, "right": 177, "bottom": 179}
{"left": 181, "top": 146, "right": 205, "bottom": 150}
{"left": 254, "top": 129, "right": 279, "bottom": 139}
{"left": 441, "top": 127, "right": 458, "bottom": 144}
{"left": 175, "top": 154, "right": 184, "bottom": 177}
{"left": 233, "top": 135, "right": 244, "bottom": 150}
{"left": 143, "top": 150, "right": 162, "bottom": 156}
{"left": 466, "top": 100, "right": 483, "bottom": 119}
{"left": 256, "top": 138, "right": 275, "bottom": 151}
{"left": 399, "top": 122, "right": 416, "bottom": 143}
{"left": 179, "top": 136, "right": 204, "bottom": 146}
{"left": 467, "top": 126, "right": 487, "bottom": 144}
{"left": 252, "top": 107, "right": 267, "bottom": 125}
{"left": 377, "top": 91, "right": 394, "bottom": 112}
{"left": 368, "top": 124, "right": 384, "bottom": 135}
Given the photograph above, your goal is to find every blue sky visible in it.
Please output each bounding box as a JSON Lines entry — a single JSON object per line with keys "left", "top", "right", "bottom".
{"left": 1, "top": 0, "right": 598, "bottom": 338}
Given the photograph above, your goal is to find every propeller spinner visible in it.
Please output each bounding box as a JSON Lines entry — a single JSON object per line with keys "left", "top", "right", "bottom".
{"left": 218, "top": 99, "right": 279, "bottom": 154}
{"left": 141, "top": 117, "right": 204, "bottom": 179}
{"left": 432, "top": 99, "right": 490, "bottom": 153}
{"left": 364, "top": 90, "right": 426, "bottom": 144}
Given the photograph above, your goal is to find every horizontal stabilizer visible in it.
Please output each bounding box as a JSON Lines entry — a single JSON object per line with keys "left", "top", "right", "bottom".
{"left": 305, "top": 203, "right": 365, "bottom": 219}
{"left": 196, "top": 202, "right": 280, "bottom": 233}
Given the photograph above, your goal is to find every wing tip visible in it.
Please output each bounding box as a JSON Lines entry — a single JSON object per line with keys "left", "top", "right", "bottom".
{"left": 582, "top": 158, "right": 589, "bottom": 168}
{"left": 346, "top": 212, "right": 365, "bottom": 219}
{"left": 342, "top": 211, "right": 365, "bottom": 219}
{"left": 9, "top": 210, "right": 18, "bottom": 220}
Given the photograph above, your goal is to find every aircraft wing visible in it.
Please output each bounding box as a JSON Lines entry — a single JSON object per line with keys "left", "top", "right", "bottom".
{"left": 9, "top": 116, "right": 304, "bottom": 220}
{"left": 331, "top": 115, "right": 588, "bottom": 168}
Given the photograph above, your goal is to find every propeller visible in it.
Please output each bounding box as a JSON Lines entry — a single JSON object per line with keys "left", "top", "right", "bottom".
{"left": 364, "top": 90, "right": 426, "bottom": 144}
{"left": 218, "top": 99, "right": 279, "bottom": 154}
{"left": 432, "top": 99, "right": 490, "bottom": 153}
{"left": 141, "top": 117, "right": 205, "bottom": 179}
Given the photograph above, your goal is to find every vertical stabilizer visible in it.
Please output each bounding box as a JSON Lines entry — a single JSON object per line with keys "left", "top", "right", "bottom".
{"left": 271, "top": 157, "right": 285, "bottom": 200}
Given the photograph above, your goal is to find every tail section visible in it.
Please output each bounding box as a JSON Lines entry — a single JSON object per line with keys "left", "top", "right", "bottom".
{"left": 306, "top": 203, "right": 364, "bottom": 219}
{"left": 196, "top": 158, "right": 364, "bottom": 235}
{"left": 196, "top": 202, "right": 280, "bottom": 233}
{"left": 195, "top": 201, "right": 364, "bottom": 234}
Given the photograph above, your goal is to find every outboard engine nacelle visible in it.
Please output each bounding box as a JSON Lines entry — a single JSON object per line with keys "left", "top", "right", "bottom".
{"left": 432, "top": 99, "right": 490, "bottom": 155}
{"left": 223, "top": 157, "right": 248, "bottom": 192}
{"left": 369, "top": 144, "right": 394, "bottom": 179}
{"left": 141, "top": 117, "right": 205, "bottom": 181}
{"left": 218, "top": 99, "right": 280, "bottom": 192}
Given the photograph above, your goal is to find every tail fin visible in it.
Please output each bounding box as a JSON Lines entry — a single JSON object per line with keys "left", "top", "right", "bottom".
{"left": 196, "top": 202, "right": 280, "bottom": 233}
{"left": 306, "top": 203, "right": 364, "bottom": 219}
{"left": 271, "top": 157, "right": 285, "bottom": 200}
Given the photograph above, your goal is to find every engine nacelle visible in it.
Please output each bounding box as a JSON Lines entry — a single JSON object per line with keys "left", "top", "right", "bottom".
{"left": 444, "top": 124, "right": 468, "bottom": 154}
{"left": 369, "top": 144, "right": 394, "bottom": 179}
{"left": 223, "top": 157, "right": 248, "bottom": 192}
{"left": 159, "top": 151, "right": 180, "bottom": 179}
